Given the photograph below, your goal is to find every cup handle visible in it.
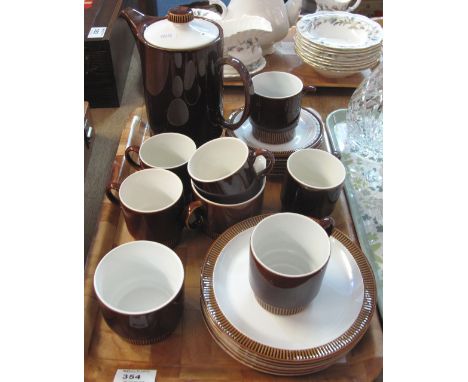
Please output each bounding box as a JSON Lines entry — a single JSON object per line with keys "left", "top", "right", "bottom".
{"left": 124, "top": 145, "right": 142, "bottom": 169}
{"left": 208, "top": 0, "right": 228, "bottom": 16}
{"left": 105, "top": 161, "right": 122, "bottom": 206}
{"left": 302, "top": 85, "right": 317, "bottom": 94}
{"left": 184, "top": 200, "right": 204, "bottom": 230}
{"left": 215, "top": 57, "right": 254, "bottom": 131}
{"left": 249, "top": 148, "right": 275, "bottom": 177}
{"left": 347, "top": 0, "right": 362, "bottom": 12}
{"left": 313, "top": 216, "right": 335, "bottom": 237}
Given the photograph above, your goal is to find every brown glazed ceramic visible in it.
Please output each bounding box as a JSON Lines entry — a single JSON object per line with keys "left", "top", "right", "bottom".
{"left": 94, "top": 241, "right": 184, "bottom": 345}
{"left": 249, "top": 213, "right": 334, "bottom": 315}
{"left": 250, "top": 71, "right": 316, "bottom": 143}
{"left": 124, "top": 132, "right": 196, "bottom": 201}
{"left": 106, "top": 168, "right": 184, "bottom": 247}
{"left": 281, "top": 149, "right": 346, "bottom": 218}
{"left": 120, "top": 7, "right": 254, "bottom": 146}
{"left": 185, "top": 178, "right": 265, "bottom": 238}
{"left": 188, "top": 137, "right": 274, "bottom": 202}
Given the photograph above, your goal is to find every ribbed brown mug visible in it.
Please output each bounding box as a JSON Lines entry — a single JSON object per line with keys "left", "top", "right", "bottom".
{"left": 94, "top": 241, "right": 184, "bottom": 345}
{"left": 249, "top": 213, "right": 334, "bottom": 315}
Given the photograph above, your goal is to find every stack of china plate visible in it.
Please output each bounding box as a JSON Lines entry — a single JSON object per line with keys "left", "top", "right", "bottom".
{"left": 200, "top": 215, "right": 376, "bottom": 376}
{"left": 295, "top": 11, "right": 383, "bottom": 78}
{"left": 226, "top": 107, "right": 323, "bottom": 176}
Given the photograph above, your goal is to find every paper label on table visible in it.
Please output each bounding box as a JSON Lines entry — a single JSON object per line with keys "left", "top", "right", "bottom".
{"left": 113, "top": 369, "right": 157, "bottom": 382}
{"left": 88, "top": 27, "right": 106, "bottom": 38}
{"left": 275, "top": 41, "right": 296, "bottom": 55}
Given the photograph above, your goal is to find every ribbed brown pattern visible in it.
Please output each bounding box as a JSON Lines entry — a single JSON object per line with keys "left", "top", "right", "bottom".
{"left": 200, "top": 214, "right": 376, "bottom": 364}
{"left": 120, "top": 331, "right": 173, "bottom": 345}
{"left": 255, "top": 295, "right": 307, "bottom": 315}
{"left": 252, "top": 126, "right": 296, "bottom": 144}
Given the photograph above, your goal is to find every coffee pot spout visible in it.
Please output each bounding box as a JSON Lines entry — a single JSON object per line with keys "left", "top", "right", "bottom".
{"left": 120, "top": 7, "right": 159, "bottom": 45}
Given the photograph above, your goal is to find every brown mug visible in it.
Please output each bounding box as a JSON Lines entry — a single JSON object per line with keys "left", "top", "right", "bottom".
{"left": 125, "top": 133, "right": 196, "bottom": 200}
{"left": 187, "top": 137, "right": 274, "bottom": 201}
{"left": 185, "top": 178, "right": 265, "bottom": 238}
{"left": 250, "top": 71, "right": 316, "bottom": 143}
{"left": 106, "top": 168, "right": 184, "bottom": 248}
{"left": 281, "top": 148, "right": 346, "bottom": 218}
{"left": 94, "top": 241, "right": 184, "bottom": 344}
{"left": 249, "top": 213, "right": 334, "bottom": 315}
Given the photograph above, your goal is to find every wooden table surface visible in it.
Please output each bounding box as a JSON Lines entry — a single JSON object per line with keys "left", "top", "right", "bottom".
{"left": 84, "top": 89, "right": 383, "bottom": 382}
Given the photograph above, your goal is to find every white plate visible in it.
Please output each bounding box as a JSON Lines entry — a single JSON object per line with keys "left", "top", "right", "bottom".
{"left": 227, "top": 107, "right": 322, "bottom": 155}
{"left": 297, "top": 12, "right": 383, "bottom": 50}
{"left": 212, "top": 227, "right": 364, "bottom": 350}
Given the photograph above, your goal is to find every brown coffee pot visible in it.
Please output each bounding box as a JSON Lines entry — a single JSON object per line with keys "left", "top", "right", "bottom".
{"left": 120, "top": 6, "right": 254, "bottom": 146}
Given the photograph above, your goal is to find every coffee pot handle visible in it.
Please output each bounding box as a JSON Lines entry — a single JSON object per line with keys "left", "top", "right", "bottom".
{"left": 215, "top": 57, "right": 254, "bottom": 131}
{"left": 347, "top": 0, "right": 362, "bottom": 12}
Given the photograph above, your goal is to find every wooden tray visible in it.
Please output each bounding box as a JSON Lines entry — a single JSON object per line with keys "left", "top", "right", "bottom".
{"left": 223, "top": 27, "right": 369, "bottom": 89}
{"left": 84, "top": 97, "right": 382, "bottom": 381}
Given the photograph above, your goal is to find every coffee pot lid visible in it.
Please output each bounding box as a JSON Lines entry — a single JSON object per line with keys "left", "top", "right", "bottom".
{"left": 143, "top": 6, "right": 219, "bottom": 50}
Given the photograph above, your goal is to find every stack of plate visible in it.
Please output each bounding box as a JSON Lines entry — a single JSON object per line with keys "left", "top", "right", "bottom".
{"left": 295, "top": 11, "right": 383, "bottom": 78}
{"left": 226, "top": 107, "right": 323, "bottom": 177}
{"left": 200, "top": 214, "right": 376, "bottom": 376}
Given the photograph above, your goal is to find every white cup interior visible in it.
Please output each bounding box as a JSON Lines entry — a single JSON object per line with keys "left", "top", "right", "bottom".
{"left": 287, "top": 149, "right": 346, "bottom": 190}
{"left": 140, "top": 133, "right": 196, "bottom": 169}
{"left": 188, "top": 137, "right": 248, "bottom": 182}
{"left": 251, "top": 213, "right": 330, "bottom": 277}
{"left": 119, "top": 168, "right": 183, "bottom": 213}
{"left": 94, "top": 241, "right": 184, "bottom": 315}
{"left": 252, "top": 71, "right": 303, "bottom": 99}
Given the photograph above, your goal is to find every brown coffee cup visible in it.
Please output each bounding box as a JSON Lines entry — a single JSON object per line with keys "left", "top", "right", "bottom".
{"left": 93, "top": 240, "right": 184, "bottom": 344}
{"left": 106, "top": 168, "right": 184, "bottom": 248}
{"left": 281, "top": 148, "right": 346, "bottom": 218}
{"left": 188, "top": 137, "right": 274, "bottom": 200}
{"left": 124, "top": 133, "right": 196, "bottom": 200}
{"left": 192, "top": 176, "right": 263, "bottom": 205}
{"left": 185, "top": 178, "right": 265, "bottom": 238}
{"left": 250, "top": 71, "right": 316, "bottom": 143}
{"left": 249, "top": 213, "right": 334, "bottom": 315}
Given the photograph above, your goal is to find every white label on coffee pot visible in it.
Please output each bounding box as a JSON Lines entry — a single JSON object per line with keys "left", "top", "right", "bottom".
{"left": 88, "top": 27, "right": 107, "bottom": 38}
{"left": 113, "top": 369, "right": 157, "bottom": 382}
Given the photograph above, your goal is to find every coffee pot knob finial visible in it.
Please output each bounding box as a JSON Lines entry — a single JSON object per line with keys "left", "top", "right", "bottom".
{"left": 168, "top": 6, "right": 194, "bottom": 24}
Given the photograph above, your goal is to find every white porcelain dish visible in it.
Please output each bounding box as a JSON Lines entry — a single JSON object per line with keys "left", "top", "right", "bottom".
{"left": 297, "top": 12, "right": 383, "bottom": 50}
{"left": 213, "top": 227, "right": 364, "bottom": 349}
{"left": 200, "top": 214, "right": 376, "bottom": 375}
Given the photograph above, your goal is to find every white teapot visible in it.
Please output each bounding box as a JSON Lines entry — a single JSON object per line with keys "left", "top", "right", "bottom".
{"left": 209, "top": 0, "right": 302, "bottom": 55}
{"left": 315, "top": 0, "right": 361, "bottom": 12}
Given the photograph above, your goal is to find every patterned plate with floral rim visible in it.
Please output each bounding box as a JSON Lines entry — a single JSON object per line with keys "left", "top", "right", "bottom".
{"left": 295, "top": 35, "right": 381, "bottom": 67}
{"left": 200, "top": 214, "right": 376, "bottom": 373}
{"left": 297, "top": 12, "right": 383, "bottom": 50}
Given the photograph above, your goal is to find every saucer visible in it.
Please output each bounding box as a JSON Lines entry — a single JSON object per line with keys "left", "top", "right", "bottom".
{"left": 226, "top": 107, "right": 323, "bottom": 157}
{"left": 200, "top": 214, "right": 376, "bottom": 374}
{"left": 223, "top": 56, "right": 267, "bottom": 79}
